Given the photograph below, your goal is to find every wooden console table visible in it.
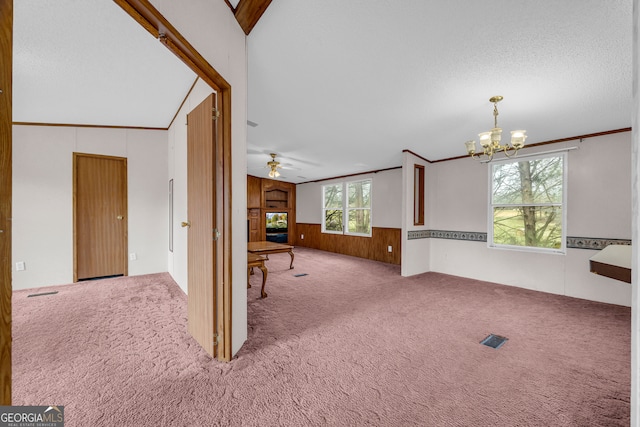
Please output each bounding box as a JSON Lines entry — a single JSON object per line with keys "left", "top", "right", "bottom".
{"left": 248, "top": 253, "right": 268, "bottom": 298}
{"left": 247, "top": 241, "right": 295, "bottom": 270}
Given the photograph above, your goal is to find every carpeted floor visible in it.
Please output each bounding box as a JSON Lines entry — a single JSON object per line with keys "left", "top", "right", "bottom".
{"left": 13, "top": 247, "right": 630, "bottom": 426}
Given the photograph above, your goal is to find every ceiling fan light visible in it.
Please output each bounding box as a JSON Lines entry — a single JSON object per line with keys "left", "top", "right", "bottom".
{"left": 267, "top": 152, "right": 281, "bottom": 179}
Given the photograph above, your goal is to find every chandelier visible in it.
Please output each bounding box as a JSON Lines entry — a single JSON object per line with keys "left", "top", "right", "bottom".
{"left": 267, "top": 153, "right": 281, "bottom": 178}
{"left": 464, "top": 96, "right": 527, "bottom": 161}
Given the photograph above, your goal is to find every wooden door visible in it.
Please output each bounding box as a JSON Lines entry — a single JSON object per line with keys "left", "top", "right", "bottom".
{"left": 74, "top": 153, "right": 128, "bottom": 281}
{"left": 186, "top": 93, "right": 221, "bottom": 357}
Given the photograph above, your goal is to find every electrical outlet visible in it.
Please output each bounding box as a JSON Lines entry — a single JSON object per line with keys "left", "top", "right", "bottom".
{"left": 129, "top": 253, "right": 137, "bottom": 261}
{"left": 387, "top": 246, "right": 392, "bottom": 253}
{"left": 301, "top": 234, "right": 304, "bottom": 240}
{"left": 16, "top": 261, "right": 25, "bottom": 271}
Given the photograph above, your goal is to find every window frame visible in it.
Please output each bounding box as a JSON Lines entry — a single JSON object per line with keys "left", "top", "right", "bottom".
{"left": 321, "top": 179, "right": 372, "bottom": 237}
{"left": 414, "top": 164, "right": 425, "bottom": 226}
{"left": 488, "top": 152, "right": 568, "bottom": 254}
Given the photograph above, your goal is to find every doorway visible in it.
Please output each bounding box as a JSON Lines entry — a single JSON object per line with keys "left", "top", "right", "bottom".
{"left": 73, "top": 153, "right": 128, "bottom": 281}
{"left": 116, "top": 0, "right": 233, "bottom": 361}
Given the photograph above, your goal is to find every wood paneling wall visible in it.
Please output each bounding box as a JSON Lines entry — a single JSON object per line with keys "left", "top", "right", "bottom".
{"left": 247, "top": 175, "right": 261, "bottom": 208}
{"left": 295, "top": 224, "right": 401, "bottom": 265}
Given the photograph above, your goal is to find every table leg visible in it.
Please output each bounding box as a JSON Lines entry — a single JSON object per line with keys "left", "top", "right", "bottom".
{"left": 247, "top": 266, "right": 251, "bottom": 289}
{"left": 288, "top": 250, "right": 294, "bottom": 269}
{"left": 259, "top": 264, "right": 268, "bottom": 298}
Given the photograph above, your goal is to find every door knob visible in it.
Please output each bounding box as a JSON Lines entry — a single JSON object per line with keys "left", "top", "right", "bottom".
{"left": 181, "top": 221, "right": 191, "bottom": 228}
{"left": 117, "top": 215, "right": 124, "bottom": 220}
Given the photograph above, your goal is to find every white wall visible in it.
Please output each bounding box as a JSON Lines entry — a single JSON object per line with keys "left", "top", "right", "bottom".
{"left": 295, "top": 169, "right": 403, "bottom": 228}
{"left": 12, "top": 125, "right": 168, "bottom": 290}
{"left": 427, "top": 133, "right": 632, "bottom": 306}
{"left": 151, "top": 0, "right": 248, "bottom": 355}
{"left": 301, "top": 135, "right": 631, "bottom": 307}
{"left": 401, "top": 151, "right": 430, "bottom": 276}
{"left": 630, "top": 1, "right": 639, "bottom": 422}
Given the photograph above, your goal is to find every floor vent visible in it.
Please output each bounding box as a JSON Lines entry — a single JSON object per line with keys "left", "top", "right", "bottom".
{"left": 27, "top": 291, "right": 59, "bottom": 298}
{"left": 293, "top": 273, "right": 308, "bottom": 277}
{"left": 480, "top": 334, "right": 508, "bottom": 349}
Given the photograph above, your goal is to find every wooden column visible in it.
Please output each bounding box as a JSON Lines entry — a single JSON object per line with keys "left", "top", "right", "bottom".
{"left": 0, "top": 0, "right": 12, "bottom": 406}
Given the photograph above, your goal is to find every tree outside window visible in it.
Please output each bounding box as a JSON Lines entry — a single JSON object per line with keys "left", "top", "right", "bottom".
{"left": 322, "top": 184, "right": 343, "bottom": 233}
{"left": 490, "top": 154, "right": 565, "bottom": 252}
{"left": 347, "top": 180, "right": 371, "bottom": 235}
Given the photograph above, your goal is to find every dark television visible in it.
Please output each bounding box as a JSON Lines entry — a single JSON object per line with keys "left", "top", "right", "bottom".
{"left": 265, "top": 212, "right": 288, "bottom": 234}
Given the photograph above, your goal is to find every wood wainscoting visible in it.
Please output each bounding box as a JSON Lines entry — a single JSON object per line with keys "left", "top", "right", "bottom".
{"left": 294, "top": 224, "right": 401, "bottom": 265}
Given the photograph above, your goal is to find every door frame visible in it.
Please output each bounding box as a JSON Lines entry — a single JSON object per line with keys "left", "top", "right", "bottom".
{"left": 0, "top": 0, "right": 12, "bottom": 406}
{"left": 114, "top": 0, "right": 233, "bottom": 361}
{"left": 73, "top": 152, "right": 129, "bottom": 282}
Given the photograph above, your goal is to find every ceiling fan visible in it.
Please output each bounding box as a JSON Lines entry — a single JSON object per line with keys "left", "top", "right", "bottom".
{"left": 267, "top": 153, "right": 282, "bottom": 178}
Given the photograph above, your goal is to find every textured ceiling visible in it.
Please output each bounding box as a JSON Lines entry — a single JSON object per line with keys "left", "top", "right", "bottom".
{"left": 12, "top": 1, "right": 633, "bottom": 183}
{"left": 247, "top": 0, "right": 633, "bottom": 182}
{"left": 13, "top": 0, "right": 196, "bottom": 128}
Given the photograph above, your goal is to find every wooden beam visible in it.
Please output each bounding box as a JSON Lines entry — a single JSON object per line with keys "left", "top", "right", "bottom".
{"left": 114, "top": 0, "right": 230, "bottom": 92}
{"left": 0, "top": 0, "right": 12, "bottom": 406}
{"left": 234, "top": 0, "right": 272, "bottom": 35}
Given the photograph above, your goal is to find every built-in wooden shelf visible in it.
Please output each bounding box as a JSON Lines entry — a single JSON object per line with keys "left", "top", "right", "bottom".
{"left": 590, "top": 244, "right": 631, "bottom": 283}
{"left": 246, "top": 175, "right": 296, "bottom": 245}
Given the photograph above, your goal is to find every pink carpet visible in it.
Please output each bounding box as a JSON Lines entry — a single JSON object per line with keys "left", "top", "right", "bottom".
{"left": 13, "top": 247, "right": 630, "bottom": 426}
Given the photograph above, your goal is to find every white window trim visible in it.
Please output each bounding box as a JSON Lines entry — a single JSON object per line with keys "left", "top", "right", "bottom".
{"left": 321, "top": 179, "right": 373, "bottom": 237}
{"left": 487, "top": 151, "right": 568, "bottom": 255}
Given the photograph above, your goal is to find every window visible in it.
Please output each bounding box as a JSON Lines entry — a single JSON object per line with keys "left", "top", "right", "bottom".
{"left": 322, "top": 179, "right": 372, "bottom": 236}
{"left": 489, "top": 153, "right": 566, "bottom": 253}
